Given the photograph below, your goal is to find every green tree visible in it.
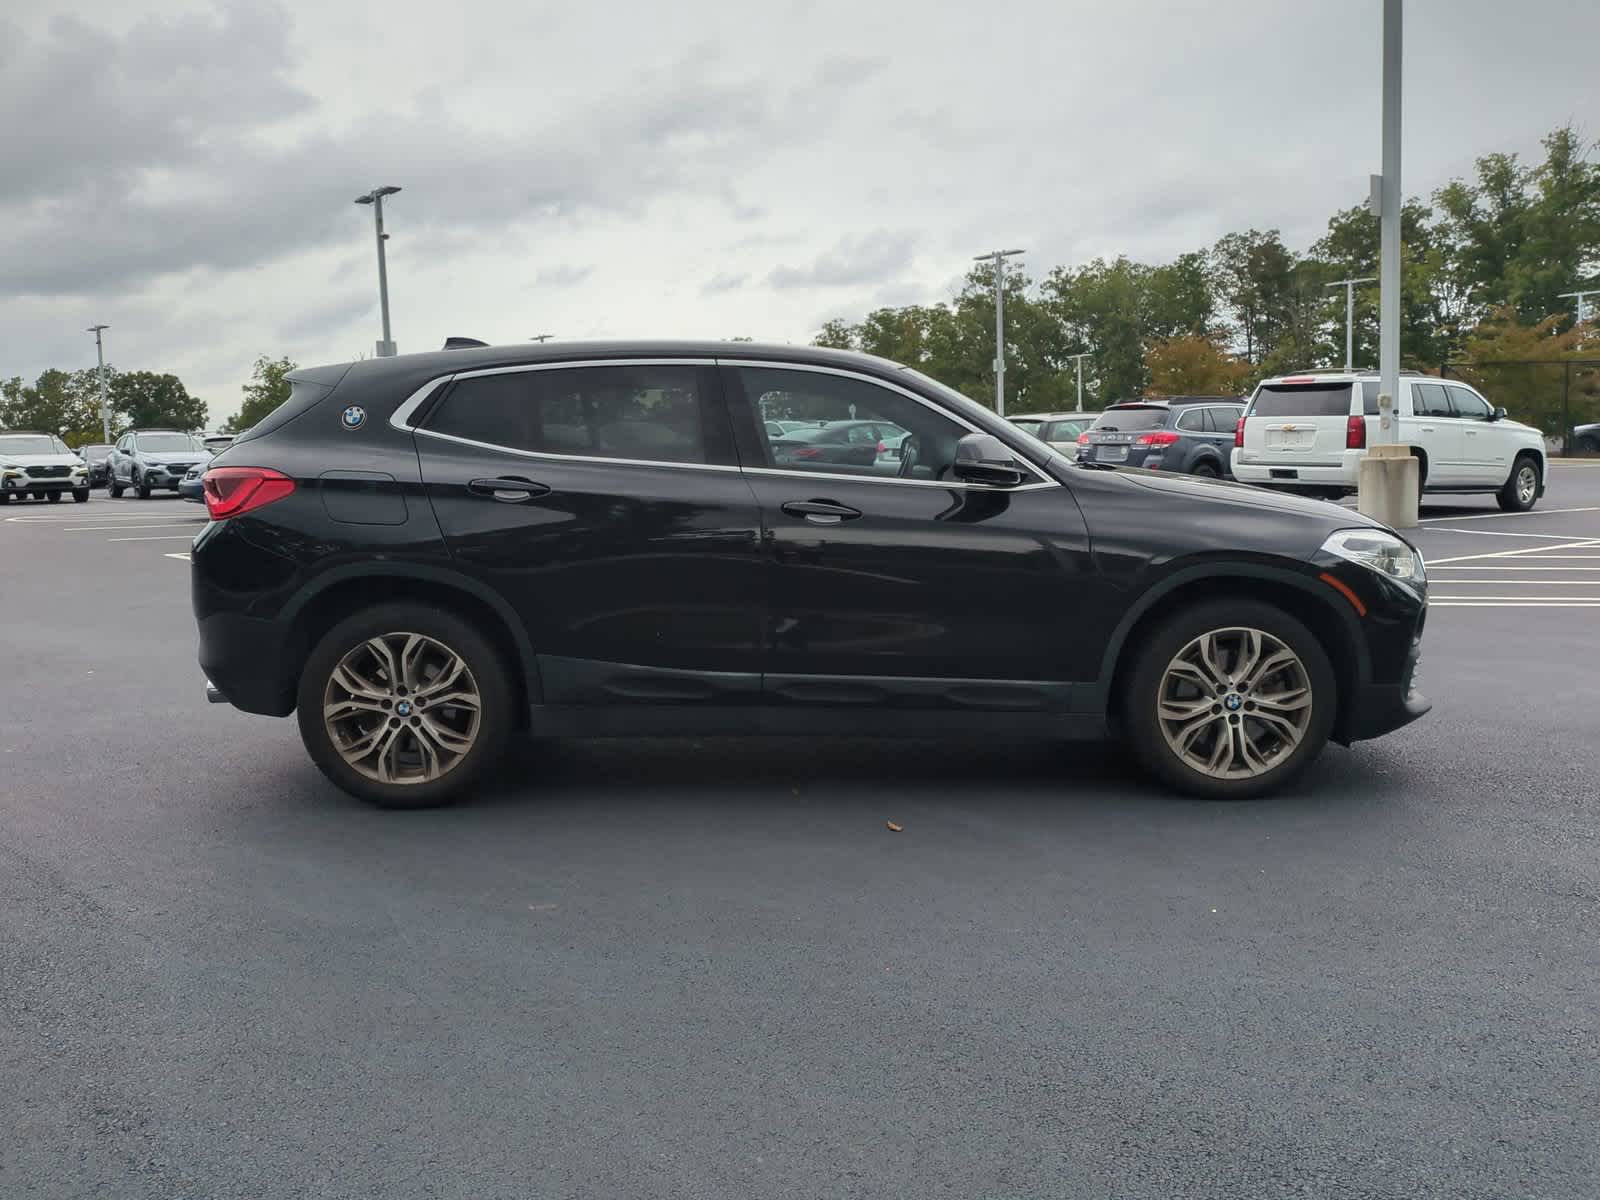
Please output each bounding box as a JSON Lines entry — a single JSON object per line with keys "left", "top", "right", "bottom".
{"left": 0, "top": 368, "right": 104, "bottom": 441}
{"left": 111, "top": 370, "right": 206, "bottom": 432}
{"left": 231, "top": 355, "right": 298, "bottom": 433}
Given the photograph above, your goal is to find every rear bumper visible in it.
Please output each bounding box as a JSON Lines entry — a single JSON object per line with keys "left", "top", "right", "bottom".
{"left": 1231, "top": 451, "right": 1361, "bottom": 489}
{"left": 196, "top": 609, "right": 296, "bottom": 716}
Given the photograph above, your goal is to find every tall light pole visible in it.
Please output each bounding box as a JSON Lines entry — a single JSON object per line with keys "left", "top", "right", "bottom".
{"left": 1357, "top": 0, "right": 1416, "bottom": 527}
{"left": 1326, "top": 276, "right": 1377, "bottom": 370}
{"left": 355, "top": 186, "right": 402, "bottom": 357}
{"left": 87, "top": 324, "right": 111, "bottom": 443}
{"left": 529, "top": 333, "right": 554, "bottom": 342}
{"left": 1558, "top": 290, "right": 1595, "bottom": 325}
{"left": 1066, "top": 351, "right": 1091, "bottom": 412}
{"left": 973, "top": 248, "right": 1025, "bottom": 415}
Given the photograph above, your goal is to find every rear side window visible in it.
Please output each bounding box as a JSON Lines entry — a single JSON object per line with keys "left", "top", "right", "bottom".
{"left": 1413, "top": 383, "right": 1452, "bottom": 418}
{"left": 424, "top": 364, "right": 709, "bottom": 464}
{"left": 1250, "top": 384, "right": 1354, "bottom": 418}
{"left": 1361, "top": 380, "right": 1380, "bottom": 415}
{"left": 1091, "top": 406, "right": 1168, "bottom": 432}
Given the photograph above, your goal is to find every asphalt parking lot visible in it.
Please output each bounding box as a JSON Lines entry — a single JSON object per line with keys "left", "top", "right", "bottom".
{"left": 4, "top": 467, "right": 1599, "bottom": 1199}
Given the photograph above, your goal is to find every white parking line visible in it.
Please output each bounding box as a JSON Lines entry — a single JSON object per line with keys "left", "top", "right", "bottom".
{"left": 1425, "top": 539, "right": 1600, "bottom": 565}
{"left": 1424, "top": 527, "right": 1595, "bottom": 540}
{"left": 165, "top": 553, "right": 191, "bottom": 562}
{"left": 1432, "top": 601, "right": 1600, "bottom": 608}
{"left": 1436, "top": 578, "right": 1600, "bottom": 583}
{"left": 59, "top": 523, "right": 202, "bottom": 533}
{"left": 1430, "top": 565, "right": 1600, "bottom": 571}
{"left": 1433, "top": 593, "right": 1600, "bottom": 600}
{"left": 107, "top": 534, "right": 199, "bottom": 542}
{"left": 1418, "top": 506, "right": 1600, "bottom": 523}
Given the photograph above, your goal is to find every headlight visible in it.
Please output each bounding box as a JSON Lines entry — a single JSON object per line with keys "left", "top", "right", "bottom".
{"left": 1320, "top": 529, "right": 1425, "bottom": 592}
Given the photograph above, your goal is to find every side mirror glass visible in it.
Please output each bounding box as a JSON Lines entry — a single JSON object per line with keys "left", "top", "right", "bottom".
{"left": 952, "top": 433, "right": 1025, "bottom": 487}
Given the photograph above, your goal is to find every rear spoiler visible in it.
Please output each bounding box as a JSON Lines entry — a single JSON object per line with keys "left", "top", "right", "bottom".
{"left": 442, "top": 337, "right": 489, "bottom": 350}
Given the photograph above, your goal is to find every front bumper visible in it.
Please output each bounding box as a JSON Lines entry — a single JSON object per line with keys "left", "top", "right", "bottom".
{"left": 2, "top": 475, "right": 87, "bottom": 493}
{"left": 142, "top": 468, "right": 196, "bottom": 489}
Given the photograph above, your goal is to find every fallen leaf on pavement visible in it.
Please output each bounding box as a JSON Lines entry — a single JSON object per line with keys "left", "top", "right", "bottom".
{"left": 885, "top": 821, "right": 903, "bottom": 833}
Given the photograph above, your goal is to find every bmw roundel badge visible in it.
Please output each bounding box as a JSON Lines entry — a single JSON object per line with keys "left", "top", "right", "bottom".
{"left": 341, "top": 405, "right": 367, "bottom": 430}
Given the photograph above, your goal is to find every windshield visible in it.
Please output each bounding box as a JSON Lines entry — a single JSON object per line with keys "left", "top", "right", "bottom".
{"left": 0, "top": 434, "right": 65, "bottom": 456}
{"left": 1091, "top": 406, "right": 1169, "bottom": 432}
{"left": 84, "top": 445, "right": 112, "bottom": 460}
{"left": 139, "top": 433, "right": 202, "bottom": 453}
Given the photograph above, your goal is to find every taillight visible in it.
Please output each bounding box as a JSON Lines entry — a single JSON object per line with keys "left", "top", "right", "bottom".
{"left": 1234, "top": 416, "right": 1246, "bottom": 448}
{"left": 202, "top": 467, "right": 295, "bottom": 519}
{"left": 876, "top": 440, "right": 886, "bottom": 454}
{"left": 792, "top": 447, "right": 823, "bottom": 459}
{"left": 1346, "top": 414, "right": 1367, "bottom": 450}
{"left": 1135, "top": 431, "right": 1181, "bottom": 446}
{"left": 1077, "top": 432, "right": 1090, "bottom": 445}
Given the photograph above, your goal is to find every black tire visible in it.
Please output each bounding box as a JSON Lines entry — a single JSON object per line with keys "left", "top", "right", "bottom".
{"left": 1121, "top": 599, "right": 1337, "bottom": 800}
{"left": 72, "top": 489, "right": 89, "bottom": 503}
{"left": 136, "top": 482, "right": 151, "bottom": 499}
{"left": 1496, "top": 453, "right": 1540, "bottom": 513}
{"left": 109, "top": 476, "right": 124, "bottom": 498}
{"left": 295, "top": 602, "right": 515, "bottom": 809}
{"left": 46, "top": 491, "right": 62, "bottom": 503}
{"left": 1190, "top": 461, "right": 1221, "bottom": 479}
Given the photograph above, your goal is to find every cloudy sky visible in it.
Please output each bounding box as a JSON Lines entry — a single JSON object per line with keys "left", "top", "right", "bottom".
{"left": 4, "top": 0, "right": 1596, "bottom": 425}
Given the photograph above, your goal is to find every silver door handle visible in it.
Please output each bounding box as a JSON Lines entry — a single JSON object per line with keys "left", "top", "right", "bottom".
{"left": 1418, "top": 426, "right": 1436, "bottom": 433}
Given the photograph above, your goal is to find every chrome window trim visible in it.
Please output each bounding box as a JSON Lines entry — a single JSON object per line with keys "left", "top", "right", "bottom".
{"left": 390, "top": 354, "right": 1059, "bottom": 489}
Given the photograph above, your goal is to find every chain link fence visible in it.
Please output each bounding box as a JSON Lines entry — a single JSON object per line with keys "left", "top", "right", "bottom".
{"left": 1440, "top": 359, "right": 1600, "bottom": 455}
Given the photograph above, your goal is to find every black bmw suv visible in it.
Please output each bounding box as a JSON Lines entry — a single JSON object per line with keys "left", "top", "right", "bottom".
{"left": 192, "top": 341, "right": 1429, "bottom": 808}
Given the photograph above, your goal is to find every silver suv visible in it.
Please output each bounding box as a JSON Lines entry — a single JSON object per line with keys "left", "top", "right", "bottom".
{"left": 107, "top": 430, "right": 209, "bottom": 499}
{"left": 0, "top": 432, "right": 90, "bottom": 504}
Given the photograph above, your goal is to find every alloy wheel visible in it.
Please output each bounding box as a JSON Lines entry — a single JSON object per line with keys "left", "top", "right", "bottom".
{"left": 322, "top": 631, "right": 482, "bottom": 785}
{"left": 1516, "top": 464, "right": 1537, "bottom": 506}
{"left": 1157, "top": 626, "right": 1313, "bottom": 780}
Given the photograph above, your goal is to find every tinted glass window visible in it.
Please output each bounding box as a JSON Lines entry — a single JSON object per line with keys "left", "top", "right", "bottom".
{"left": 738, "top": 367, "right": 967, "bottom": 480}
{"left": 425, "top": 365, "right": 707, "bottom": 464}
{"left": 1251, "top": 384, "right": 1354, "bottom": 417}
{"left": 1040, "top": 418, "right": 1090, "bottom": 441}
{"left": 1447, "top": 387, "right": 1492, "bottom": 420}
{"left": 1413, "top": 383, "right": 1452, "bottom": 418}
{"left": 1175, "top": 408, "right": 1206, "bottom": 432}
{"left": 1361, "top": 380, "right": 1380, "bottom": 415}
{"left": 1092, "top": 406, "right": 1168, "bottom": 432}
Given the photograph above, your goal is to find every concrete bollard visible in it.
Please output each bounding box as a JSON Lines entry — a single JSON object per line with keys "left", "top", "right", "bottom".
{"left": 1357, "top": 443, "right": 1419, "bottom": 528}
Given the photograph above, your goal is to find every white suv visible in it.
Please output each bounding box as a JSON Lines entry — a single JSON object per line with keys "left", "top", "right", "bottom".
{"left": 1231, "top": 371, "right": 1547, "bottom": 512}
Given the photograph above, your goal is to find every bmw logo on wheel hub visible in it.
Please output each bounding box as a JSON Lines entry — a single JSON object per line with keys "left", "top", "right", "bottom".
{"left": 1223, "top": 693, "right": 1243, "bottom": 712}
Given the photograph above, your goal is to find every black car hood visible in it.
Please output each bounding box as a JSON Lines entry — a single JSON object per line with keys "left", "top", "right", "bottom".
{"left": 1110, "top": 467, "right": 1386, "bottom": 527}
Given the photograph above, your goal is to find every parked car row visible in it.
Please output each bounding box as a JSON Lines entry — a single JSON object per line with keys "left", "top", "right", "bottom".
{"left": 0, "top": 429, "right": 233, "bottom": 503}
{"left": 1009, "top": 397, "right": 1245, "bottom": 477}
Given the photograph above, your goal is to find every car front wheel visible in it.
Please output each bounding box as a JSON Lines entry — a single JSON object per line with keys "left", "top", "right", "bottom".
{"left": 296, "top": 603, "right": 514, "bottom": 809}
{"left": 1496, "top": 454, "right": 1539, "bottom": 512}
{"left": 1123, "top": 600, "right": 1336, "bottom": 800}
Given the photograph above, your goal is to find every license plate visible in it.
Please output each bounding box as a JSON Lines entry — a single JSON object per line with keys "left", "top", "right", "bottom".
{"left": 1099, "top": 446, "right": 1128, "bottom": 462}
{"left": 1266, "top": 427, "right": 1316, "bottom": 449}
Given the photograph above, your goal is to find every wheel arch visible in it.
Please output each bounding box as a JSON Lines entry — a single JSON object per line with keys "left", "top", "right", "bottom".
{"left": 1093, "top": 564, "right": 1369, "bottom": 742}
{"left": 280, "top": 565, "right": 541, "bottom": 718}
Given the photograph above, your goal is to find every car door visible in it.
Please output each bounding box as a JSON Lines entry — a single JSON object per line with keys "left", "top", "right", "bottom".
{"left": 1204, "top": 405, "right": 1244, "bottom": 474}
{"left": 724, "top": 362, "right": 1099, "bottom": 711}
{"left": 1445, "top": 384, "right": 1504, "bottom": 483}
{"left": 409, "top": 359, "right": 766, "bottom": 706}
{"left": 111, "top": 434, "right": 132, "bottom": 482}
{"left": 1405, "top": 382, "right": 1462, "bottom": 484}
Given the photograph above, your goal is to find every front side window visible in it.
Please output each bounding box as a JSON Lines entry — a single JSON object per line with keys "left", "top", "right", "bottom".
{"left": 737, "top": 367, "right": 969, "bottom": 481}
{"left": 1447, "top": 387, "right": 1492, "bottom": 420}
{"left": 423, "top": 364, "right": 708, "bottom": 465}
{"left": 1413, "top": 383, "right": 1453, "bottom": 418}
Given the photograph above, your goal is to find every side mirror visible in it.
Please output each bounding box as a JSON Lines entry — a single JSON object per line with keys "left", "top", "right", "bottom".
{"left": 1490, "top": 406, "right": 1507, "bottom": 422}
{"left": 952, "top": 433, "right": 1025, "bottom": 487}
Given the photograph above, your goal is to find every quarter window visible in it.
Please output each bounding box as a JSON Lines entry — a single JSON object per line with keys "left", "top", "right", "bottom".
{"left": 423, "top": 365, "right": 709, "bottom": 464}
{"left": 1175, "top": 408, "right": 1206, "bottom": 432}
{"left": 736, "top": 367, "right": 969, "bottom": 481}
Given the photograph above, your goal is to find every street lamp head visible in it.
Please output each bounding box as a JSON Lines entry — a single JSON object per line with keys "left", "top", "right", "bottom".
{"left": 972, "top": 248, "right": 1027, "bottom": 262}
{"left": 86, "top": 323, "right": 109, "bottom": 333}
{"left": 374, "top": 185, "right": 401, "bottom": 198}
{"left": 354, "top": 194, "right": 374, "bottom": 205}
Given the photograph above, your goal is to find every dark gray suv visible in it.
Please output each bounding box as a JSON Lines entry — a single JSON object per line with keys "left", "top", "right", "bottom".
{"left": 1078, "top": 397, "right": 1245, "bottom": 477}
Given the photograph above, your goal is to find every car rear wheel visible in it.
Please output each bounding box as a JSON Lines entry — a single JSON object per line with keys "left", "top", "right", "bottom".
{"left": 296, "top": 603, "right": 514, "bottom": 809}
{"left": 1496, "top": 454, "right": 1539, "bottom": 512}
{"left": 1190, "top": 461, "right": 1221, "bottom": 479}
{"left": 1122, "top": 600, "right": 1336, "bottom": 800}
